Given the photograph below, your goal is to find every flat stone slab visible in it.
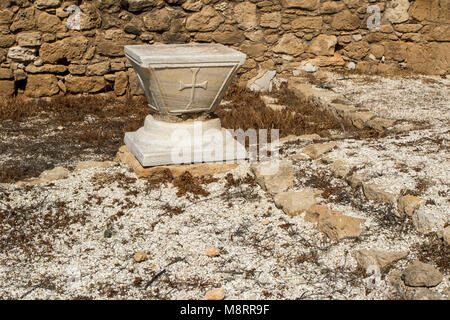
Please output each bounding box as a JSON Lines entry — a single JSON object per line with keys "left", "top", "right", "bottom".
{"left": 115, "top": 145, "right": 239, "bottom": 178}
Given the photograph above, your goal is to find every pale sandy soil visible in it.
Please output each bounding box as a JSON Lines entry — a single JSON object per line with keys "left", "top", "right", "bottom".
{"left": 0, "top": 74, "right": 448, "bottom": 300}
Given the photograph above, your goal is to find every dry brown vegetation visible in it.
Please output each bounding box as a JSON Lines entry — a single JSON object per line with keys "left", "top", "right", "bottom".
{"left": 216, "top": 83, "right": 342, "bottom": 140}
{"left": 1, "top": 84, "right": 345, "bottom": 183}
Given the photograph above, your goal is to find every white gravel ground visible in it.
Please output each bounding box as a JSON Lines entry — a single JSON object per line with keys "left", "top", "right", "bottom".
{"left": 0, "top": 74, "right": 448, "bottom": 300}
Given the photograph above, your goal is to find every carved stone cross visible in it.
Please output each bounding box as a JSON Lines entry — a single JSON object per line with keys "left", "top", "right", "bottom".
{"left": 179, "top": 68, "right": 208, "bottom": 110}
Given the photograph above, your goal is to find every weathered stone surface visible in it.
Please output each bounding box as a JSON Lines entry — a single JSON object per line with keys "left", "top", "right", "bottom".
{"left": 240, "top": 42, "right": 267, "bottom": 58}
{"left": 304, "top": 204, "right": 338, "bottom": 223}
{"left": 384, "top": 40, "right": 408, "bottom": 62}
{"left": 75, "top": 160, "right": 115, "bottom": 171}
{"left": 25, "top": 74, "right": 59, "bottom": 98}
{"left": 408, "top": 288, "right": 444, "bottom": 300}
{"left": 127, "top": 0, "right": 156, "bottom": 12}
{"left": 331, "top": 10, "right": 360, "bottom": 31}
{"left": 395, "top": 24, "right": 423, "bottom": 33}
{"left": 247, "top": 69, "right": 276, "bottom": 92}
{"left": 86, "top": 61, "right": 110, "bottom": 76}
{"left": 260, "top": 12, "right": 281, "bottom": 28}
{"left": 213, "top": 30, "right": 245, "bottom": 45}
{"left": 365, "top": 117, "right": 395, "bottom": 131}
{"left": 348, "top": 111, "right": 376, "bottom": 129}
{"left": 443, "top": 226, "right": 450, "bottom": 246}
{"left": 406, "top": 42, "right": 450, "bottom": 75}
{"left": 115, "top": 145, "right": 238, "bottom": 178}
{"left": 412, "top": 206, "right": 444, "bottom": 234}
{"left": 205, "top": 288, "right": 225, "bottom": 300}
{"left": 25, "top": 64, "right": 67, "bottom": 74}
{"left": 273, "top": 34, "right": 305, "bottom": 55}
{"left": 0, "top": 80, "right": 14, "bottom": 98}
{"left": 0, "top": 35, "right": 15, "bottom": 48}
{"left": 320, "top": 1, "right": 344, "bottom": 14}
{"left": 292, "top": 16, "right": 323, "bottom": 29}
{"left": 354, "top": 249, "right": 408, "bottom": 270}
{"left": 186, "top": 6, "right": 224, "bottom": 32}
{"left": 363, "top": 183, "right": 396, "bottom": 204}
{"left": 330, "top": 160, "right": 351, "bottom": 179}
{"left": 309, "top": 34, "right": 337, "bottom": 56}
{"left": 274, "top": 189, "right": 320, "bottom": 217}
{"left": 10, "top": 7, "right": 35, "bottom": 32}
{"left": 35, "top": 0, "right": 61, "bottom": 9}
{"left": 251, "top": 160, "right": 294, "bottom": 195}
{"left": 344, "top": 41, "right": 370, "bottom": 60}
{"left": 397, "top": 195, "right": 423, "bottom": 217}
{"left": 425, "top": 25, "right": 450, "bottom": 42}
{"left": 410, "top": 0, "right": 448, "bottom": 23}
{"left": 133, "top": 251, "right": 147, "bottom": 262}
{"left": 205, "top": 247, "right": 219, "bottom": 257}
{"left": 182, "top": 0, "right": 203, "bottom": 12}
{"left": 318, "top": 212, "right": 365, "bottom": 240}
{"left": 143, "top": 8, "right": 172, "bottom": 32}
{"left": 282, "top": 0, "right": 320, "bottom": 10}
{"left": 7, "top": 47, "right": 36, "bottom": 62}
{"left": 301, "top": 142, "right": 337, "bottom": 159}
{"left": 114, "top": 71, "right": 128, "bottom": 96}
{"left": 128, "top": 69, "right": 144, "bottom": 95}
{"left": 385, "top": 0, "right": 410, "bottom": 24}
{"left": 40, "top": 167, "right": 70, "bottom": 182}
{"left": 402, "top": 260, "right": 443, "bottom": 287}
{"left": 37, "top": 12, "right": 65, "bottom": 33}
{"left": 17, "top": 32, "right": 41, "bottom": 47}
{"left": 65, "top": 75, "right": 106, "bottom": 93}
{"left": 234, "top": 2, "right": 257, "bottom": 31}
{"left": 0, "top": 68, "right": 12, "bottom": 79}
{"left": 0, "top": 9, "right": 14, "bottom": 24}
{"left": 40, "top": 36, "right": 89, "bottom": 63}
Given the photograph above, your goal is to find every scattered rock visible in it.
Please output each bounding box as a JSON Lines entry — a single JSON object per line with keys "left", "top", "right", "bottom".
{"left": 251, "top": 160, "right": 294, "bottom": 195}
{"left": 247, "top": 70, "right": 276, "bottom": 92}
{"left": 274, "top": 188, "right": 321, "bottom": 217}
{"left": 205, "top": 288, "right": 225, "bottom": 300}
{"left": 402, "top": 260, "right": 443, "bottom": 287}
{"left": 40, "top": 167, "right": 70, "bottom": 182}
{"left": 397, "top": 195, "right": 423, "bottom": 217}
{"left": 133, "top": 251, "right": 147, "bottom": 263}
{"left": 304, "top": 204, "right": 340, "bottom": 223}
{"left": 353, "top": 249, "right": 408, "bottom": 270}
{"left": 75, "top": 161, "right": 115, "bottom": 171}
{"left": 205, "top": 247, "right": 220, "bottom": 257}
{"left": 362, "top": 183, "right": 396, "bottom": 205}
{"left": 412, "top": 206, "right": 444, "bottom": 234}
{"left": 115, "top": 145, "right": 238, "bottom": 179}
{"left": 301, "top": 142, "right": 338, "bottom": 159}
{"left": 443, "top": 226, "right": 450, "bottom": 246}
{"left": 330, "top": 160, "right": 352, "bottom": 179}
{"left": 348, "top": 172, "right": 365, "bottom": 189}
{"left": 317, "top": 212, "right": 365, "bottom": 240}
{"left": 407, "top": 288, "right": 443, "bottom": 300}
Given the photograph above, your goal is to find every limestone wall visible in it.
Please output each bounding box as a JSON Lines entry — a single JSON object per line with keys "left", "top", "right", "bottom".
{"left": 0, "top": 0, "right": 449, "bottom": 98}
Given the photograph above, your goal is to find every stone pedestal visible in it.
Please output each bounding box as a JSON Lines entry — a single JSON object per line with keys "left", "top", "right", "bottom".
{"left": 124, "top": 115, "right": 247, "bottom": 167}
{"left": 124, "top": 43, "right": 247, "bottom": 167}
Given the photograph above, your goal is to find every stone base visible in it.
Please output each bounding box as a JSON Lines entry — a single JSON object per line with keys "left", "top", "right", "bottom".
{"left": 115, "top": 145, "right": 239, "bottom": 178}
{"left": 124, "top": 115, "right": 247, "bottom": 167}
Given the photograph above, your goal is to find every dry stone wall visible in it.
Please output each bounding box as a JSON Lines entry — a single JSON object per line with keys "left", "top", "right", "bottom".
{"left": 0, "top": 0, "right": 449, "bottom": 98}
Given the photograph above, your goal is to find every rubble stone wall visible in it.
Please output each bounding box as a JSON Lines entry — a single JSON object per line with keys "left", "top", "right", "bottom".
{"left": 0, "top": 0, "right": 449, "bottom": 98}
